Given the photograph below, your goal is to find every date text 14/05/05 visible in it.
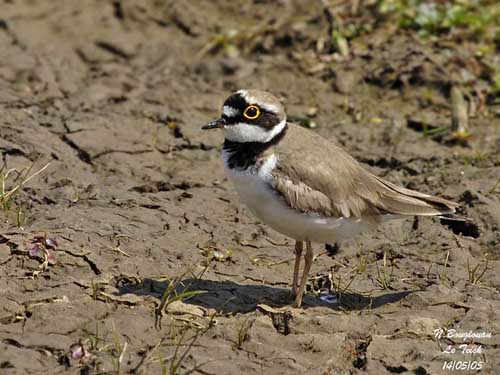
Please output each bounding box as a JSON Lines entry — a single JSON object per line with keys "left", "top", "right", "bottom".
{"left": 443, "top": 361, "right": 483, "bottom": 371}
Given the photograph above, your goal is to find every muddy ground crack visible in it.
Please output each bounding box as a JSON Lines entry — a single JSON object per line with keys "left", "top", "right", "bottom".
{"left": 60, "top": 134, "right": 93, "bottom": 166}
{"left": 1, "top": 337, "right": 66, "bottom": 358}
{"left": 63, "top": 250, "right": 102, "bottom": 275}
{"left": 92, "top": 148, "right": 153, "bottom": 160}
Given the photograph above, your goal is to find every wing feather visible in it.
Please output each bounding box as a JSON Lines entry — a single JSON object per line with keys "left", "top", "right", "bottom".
{"left": 271, "top": 124, "right": 458, "bottom": 218}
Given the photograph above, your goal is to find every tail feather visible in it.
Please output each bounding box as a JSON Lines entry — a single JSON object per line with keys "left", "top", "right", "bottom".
{"left": 438, "top": 214, "right": 467, "bottom": 221}
{"left": 372, "top": 175, "right": 459, "bottom": 216}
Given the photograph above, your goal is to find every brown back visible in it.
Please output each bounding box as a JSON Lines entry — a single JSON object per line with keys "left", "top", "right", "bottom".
{"left": 271, "top": 124, "right": 459, "bottom": 218}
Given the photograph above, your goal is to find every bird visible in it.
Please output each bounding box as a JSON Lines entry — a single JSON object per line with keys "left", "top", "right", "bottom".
{"left": 202, "top": 89, "right": 459, "bottom": 307}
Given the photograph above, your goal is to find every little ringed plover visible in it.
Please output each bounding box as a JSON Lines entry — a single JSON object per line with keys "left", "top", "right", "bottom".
{"left": 202, "top": 89, "right": 459, "bottom": 307}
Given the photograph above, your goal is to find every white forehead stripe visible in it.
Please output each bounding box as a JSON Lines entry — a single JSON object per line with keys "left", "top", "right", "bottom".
{"left": 260, "top": 103, "right": 281, "bottom": 113}
{"left": 237, "top": 90, "right": 280, "bottom": 114}
{"left": 224, "top": 118, "right": 286, "bottom": 143}
{"left": 237, "top": 89, "right": 250, "bottom": 100}
{"left": 222, "top": 105, "right": 239, "bottom": 117}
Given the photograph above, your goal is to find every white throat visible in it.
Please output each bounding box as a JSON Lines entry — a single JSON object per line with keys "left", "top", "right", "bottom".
{"left": 224, "top": 118, "right": 286, "bottom": 143}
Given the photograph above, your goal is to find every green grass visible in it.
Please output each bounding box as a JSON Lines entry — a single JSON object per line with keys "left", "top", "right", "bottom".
{"left": 467, "top": 255, "right": 489, "bottom": 285}
{"left": 235, "top": 316, "right": 254, "bottom": 350}
{"left": 375, "top": 251, "right": 394, "bottom": 290}
{"left": 357, "top": 254, "right": 368, "bottom": 274}
{"left": 489, "top": 177, "right": 500, "bottom": 194}
{"left": 156, "top": 314, "right": 217, "bottom": 375}
{"left": 438, "top": 250, "right": 451, "bottom": 285}
{"left": 377, "top": 0, "right": 500, "bottom": 92}
{"left": 0, "top": 161, "right": 50, "bottom": 228}
{"left": 82, "top": 315, "right": 219, "bottom": 374}
{"left": 377, "top": 0, "right": 500, "bottom": 38}
{"left": 79, "top": 322, "right": 128, "bottom": 374}
{"left": 331, "top": 267, "right": 358, "bottom": 299}
{"left": 155, "top": 269, "right": 206, "bottom": 329}
{"left": 462, "top": 149, "right": 490, "bottom": 166}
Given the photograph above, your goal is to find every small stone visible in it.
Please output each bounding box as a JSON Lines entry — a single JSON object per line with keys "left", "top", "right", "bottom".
{"left": 306, "top": 106, "right": 318, "bottom": 117}
{"left": 333, "top": 70, "right": 360, "bottom": 94}
{"left": 167, "top": 300, "right": 205, "bottom": 317}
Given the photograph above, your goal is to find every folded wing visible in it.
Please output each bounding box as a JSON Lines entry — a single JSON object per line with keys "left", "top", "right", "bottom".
{"left": 272, "top": 124, "right": 459, "bottom": 219}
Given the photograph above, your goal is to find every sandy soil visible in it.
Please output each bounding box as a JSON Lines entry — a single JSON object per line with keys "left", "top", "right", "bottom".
{"left": 0, "top": 1, "right": 499, "bottom": 374}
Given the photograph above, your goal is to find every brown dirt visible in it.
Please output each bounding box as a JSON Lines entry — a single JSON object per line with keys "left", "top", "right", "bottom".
{"left": 0, "top": 1, "right": 499, "bottom": 374}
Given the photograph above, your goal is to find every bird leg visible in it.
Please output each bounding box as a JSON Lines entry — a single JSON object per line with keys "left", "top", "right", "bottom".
{"left": 292, "top": 240, "right": 303, "bottom": 296}
{"left": 295, "top": 240, "right": 313, "bottom": 307}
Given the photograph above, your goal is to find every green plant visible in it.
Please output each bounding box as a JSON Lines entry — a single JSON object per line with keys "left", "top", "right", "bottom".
{"left": 357, "top": 254, "right": 368, "bottom": 274}
{"left": 375, "top": 251, "right": 394, "bottom": 290}
{"left": 90, "top": 279, "right": 107, "bottom": 301}
{"left": 489, "top": 177, "right": 500, "bottom": 194}
{"left": 235, "top": 316, "right": 254, "bottom": 349}
{"left": 103, "top": 328, "right": 128, "bottom": 374}
{"left": 0, "top": 161, "right": 50, "bottom": 227}
{"left": 422, "top": 124, "right": 450, "bottom": 138}
{"left": 167, "top": 323, "right": 198, "bottom": 375}
{"left": 156, "top": 313, "right": 217, "bottom": 375}
{"left": 378, "top": 0, "right": 499, "bottom": 40}
{"left": 467, "top": 255, "right": 489, "bottom": 285}
{"left": 462, "top": 149, "right": 490, "bottom": 166}
{"left": 155, "top": 269, "right": 206, "bottom": 329}
{"left": 333, "top": 268, "right": 358, "bottom": 296}
{"left": 439, "top": 250, "right": 450, "bottom": 284}
{"left": 86, "top": 322, "right": 101, "bottom": 351}
{"left": 81, "top": 322, "right": 127, "bottom": 374}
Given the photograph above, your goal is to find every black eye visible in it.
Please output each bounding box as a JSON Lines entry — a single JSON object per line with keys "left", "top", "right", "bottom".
{"left": 243, "top": 105, "right": 260, "bottom": 120}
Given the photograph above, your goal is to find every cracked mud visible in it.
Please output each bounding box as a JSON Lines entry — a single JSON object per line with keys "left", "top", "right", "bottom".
{"left": 0, "top": 1, "right": 499, "bottom": 374}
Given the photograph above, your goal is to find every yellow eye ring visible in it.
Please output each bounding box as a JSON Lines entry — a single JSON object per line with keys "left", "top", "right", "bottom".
{"left": 243, "top": 105, "right": 260, "bottom": 120}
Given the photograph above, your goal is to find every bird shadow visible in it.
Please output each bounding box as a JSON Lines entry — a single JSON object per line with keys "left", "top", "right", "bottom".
{"left": 116, "top": 277, "right": 414, "bottom": 314}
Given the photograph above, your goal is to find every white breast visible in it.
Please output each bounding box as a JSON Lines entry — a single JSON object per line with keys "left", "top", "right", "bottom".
{"left": 222, "top": 151, "right": 380, "bottom": 243}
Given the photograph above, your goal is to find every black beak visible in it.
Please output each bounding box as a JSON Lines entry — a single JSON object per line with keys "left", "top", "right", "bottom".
{"left": 201, "top": 117, "right": 227, "bottom": 130}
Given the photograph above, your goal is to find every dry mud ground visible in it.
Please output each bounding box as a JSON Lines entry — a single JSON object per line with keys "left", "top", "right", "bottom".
{"left": 0, "top": 1, "right": 499, "bottom": 374}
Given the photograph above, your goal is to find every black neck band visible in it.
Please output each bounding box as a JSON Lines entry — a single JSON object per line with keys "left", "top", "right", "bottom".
{"left": 223, "top": 124, "right": 287, "bottom": 170}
